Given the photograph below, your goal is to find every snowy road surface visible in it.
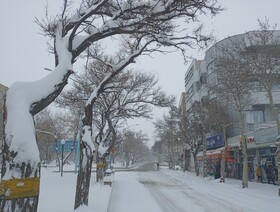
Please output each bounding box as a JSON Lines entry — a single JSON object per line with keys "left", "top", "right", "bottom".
{"left": 108, "top": 163, "right": 280, "bottom": 212}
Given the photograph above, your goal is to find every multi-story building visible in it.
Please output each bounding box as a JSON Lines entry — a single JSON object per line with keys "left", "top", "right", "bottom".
{"left": 184, "top": 31, "right": 280, "bottom": 180}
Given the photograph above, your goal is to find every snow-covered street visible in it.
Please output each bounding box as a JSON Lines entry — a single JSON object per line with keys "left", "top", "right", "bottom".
{"left": 38, "top": 163, "right": 280, "bottom": 212}
{"left": 108, "top": 164, "right": 280, "bottom": 212}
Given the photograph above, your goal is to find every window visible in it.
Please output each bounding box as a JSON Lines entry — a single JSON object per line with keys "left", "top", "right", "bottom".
{"left": 246, "top": 111, "right": 264, "bottom": 123}
{"left": 207, "top": 62, "right": 215, "bottom": 75}
{"left": 186, "top": 86, "right": 194, "bottom": 98}
{"left": 185, "top": 67, "right": 194, "bottom": 87}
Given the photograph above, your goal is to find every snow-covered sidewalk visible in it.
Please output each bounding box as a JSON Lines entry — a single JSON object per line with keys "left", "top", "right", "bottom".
{"left": 38, "top": 166, "right": 280, "bottom": 212}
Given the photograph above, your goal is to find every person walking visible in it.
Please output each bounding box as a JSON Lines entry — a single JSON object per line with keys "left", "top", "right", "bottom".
{"left": 256, "top": 164, "right": 263, "bottom": 183}
{"left": 267, "top": 165, "right": 276, "bottom": 185}
{"left": 214, "top": 163, "right": 221, "bottom": 179}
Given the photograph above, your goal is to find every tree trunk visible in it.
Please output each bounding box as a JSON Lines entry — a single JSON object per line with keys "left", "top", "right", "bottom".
{"left": 1, "top": 105, "right": 41, "bottom": 211}
{"left": 74, "top": 104, "right": 94, "bottom": 209}
{"left": 202, "top": 125, "right": 207, "bottom": 178}
{"left": 220, "top": 124, "right": 227, "bottom": 183}
{"left": 238, "top": 110, "right": 248, "bottom": 188}
{"left": 193, "top": 152, "right": 199, "bottom": 176}
{"left": 96, "top": 154, "right": 104, "bottom": 182}
{"left": 74, "top": 141, "right": 93, "bottom": 210}
{"left": 241, "top": 141, "right": 248, "bottom": 188}
{"left": 0, "top": 144, "right": 40, "bottom": 212}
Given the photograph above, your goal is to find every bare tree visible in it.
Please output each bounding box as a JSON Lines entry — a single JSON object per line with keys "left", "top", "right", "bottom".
{"left": 190, "top": 101, "right": 210, "bottom": 178}
{"left": 57, "top": 56, "right": 174, "bottom": 202}
{"left": 153, "top": 106, "right": 183, "bottom": 169}
{"left": 35, "top": 109, "right": 58, "bottom": 165}
{"left": 242, "top": 20, "right": 280, "bottom": 136}
{"left": 189, "top": 98, "right": 230, "bottom": 180}
{"left": 209, "top": 43, "right": 252, "bottom": 188}
{"left": 1, "top": 0, "right": 221, "bottom": 210}
{"left": 121, "top": 130, "right": 151, "bottom": 167}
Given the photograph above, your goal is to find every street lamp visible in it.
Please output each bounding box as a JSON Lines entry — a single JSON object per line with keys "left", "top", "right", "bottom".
{"left": 61, "top": 139, "right": 66, "bottom": 177}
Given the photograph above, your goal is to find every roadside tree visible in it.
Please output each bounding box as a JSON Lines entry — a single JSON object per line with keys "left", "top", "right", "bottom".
{"left": 208, "top": 44, "right": 252, "bottom": 188}
{"left": 56, "top": 55, "right": 173, "bottom": 197}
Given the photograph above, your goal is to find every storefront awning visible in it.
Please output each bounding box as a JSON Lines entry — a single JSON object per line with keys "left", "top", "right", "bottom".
{"left": 197, "top": 147, "right": 225, "bottom": 160}
{"left": 197, "top": 146, "right": 237, "bottom": 162}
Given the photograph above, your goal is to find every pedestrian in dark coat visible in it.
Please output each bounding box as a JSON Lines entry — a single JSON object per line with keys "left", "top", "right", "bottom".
{"left": 215, "top": 163, "right": 221, "bottom": 179}
{"left": 267, "top": 165, "right": 275, "bottom": 185}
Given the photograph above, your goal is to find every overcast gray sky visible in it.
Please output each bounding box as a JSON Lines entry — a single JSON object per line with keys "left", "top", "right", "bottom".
{"left": 1, "top": 0, "right": 280, "bottom": 145}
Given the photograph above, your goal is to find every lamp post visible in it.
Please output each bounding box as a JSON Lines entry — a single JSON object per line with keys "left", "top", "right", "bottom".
{"left": 61, "top": 139, "right": 65, "bottom": 177}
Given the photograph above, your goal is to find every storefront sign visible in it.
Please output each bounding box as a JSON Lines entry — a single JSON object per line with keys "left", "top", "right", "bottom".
{"left": 254, "top": 127, "right": 278, "bottom": 144}
{"left": 206, "top": 134, "right": 224, "bottom": 150}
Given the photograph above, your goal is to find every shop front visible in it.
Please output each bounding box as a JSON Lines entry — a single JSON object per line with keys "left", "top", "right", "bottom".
{"left": 196, "top": 134, "right": 232, "bottom": 177}
{"left": 197, "top": 147, "right": 230, "bottom": 176}
{"left": 226, "top": 144, "right": 240, "bottom": 178}
{"left": 196, "top": 127, "right": 280, "bottom": 181}
{"left": 254, "top": 127, "right": 279, "bottom": 183}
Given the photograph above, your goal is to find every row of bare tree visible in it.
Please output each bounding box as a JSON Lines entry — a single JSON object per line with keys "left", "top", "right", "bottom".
{"left": 152, "top": 19, "right": 280, "bottom": 189}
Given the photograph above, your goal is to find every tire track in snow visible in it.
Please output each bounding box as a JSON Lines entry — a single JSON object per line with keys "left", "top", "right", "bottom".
{"left": 138, "top": 172, "right": 206, "bottom": 212}
{"left": 158, "top": 171, "right": 245, "bottom": 212}
{"left": 139, "top": 170, "right": 245, "bottom": 212}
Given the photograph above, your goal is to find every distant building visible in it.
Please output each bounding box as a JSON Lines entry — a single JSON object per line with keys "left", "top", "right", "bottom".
{"left": 0, "top": 83, "right": 8, "bottom": 149}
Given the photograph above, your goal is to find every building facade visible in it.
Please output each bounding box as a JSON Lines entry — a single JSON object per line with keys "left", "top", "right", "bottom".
{"left": 184, "top": 31, "right": 280, "bottom": 181}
